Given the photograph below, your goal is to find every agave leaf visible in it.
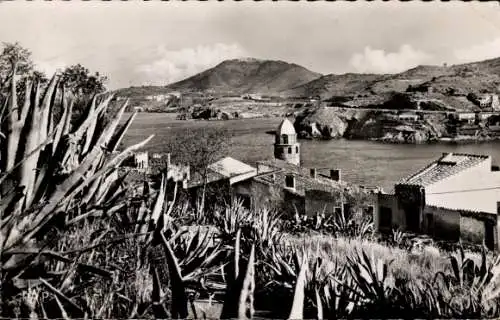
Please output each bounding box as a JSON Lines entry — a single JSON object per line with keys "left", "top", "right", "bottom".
{"left": 107, "top": 105, "right": 135, "bottom": 152}
{"left": 288, "top": 254, "right": 308, "bottom": 320}
{"left": 151, "top": 266, "right": 170, "bottom": 319}
{"left": 234, "top": 228, "right": 241, "bottom": 280}
{"left": 81, "top": 95, "right": 99, "bottom": 156}
{"left": 38, "top": 74, "right": 59, "bottom": 145}
{"left": 160, "top": 232, "right": 188, "bottom": 319}
{"left": 315, "top": 287, "right": 323, "bottom": 320}
{"left": 238, "top": 245, "right": 255, "bottom": 319}
{"left": 54, "top": 295, "right": 71, "bottom": 320}
{"left": 150, "top": 175, "right": 166, "bottom": 226}
{"left": 220, "top": 245, "right": 255, "bottom": 319}
{"left": 4, "top": 62, "right": 18, "bottom": 172}
{"left": 40, "top": 278, "right": 84, "bottom": 317}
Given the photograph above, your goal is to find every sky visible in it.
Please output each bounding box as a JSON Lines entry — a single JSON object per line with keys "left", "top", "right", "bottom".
{"left": 1, "top": 1, "right": 500, "bottom": 89}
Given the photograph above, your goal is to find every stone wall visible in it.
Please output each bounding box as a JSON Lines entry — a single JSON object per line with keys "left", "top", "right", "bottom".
{"left": 460, "top": 215, "right": 485, "bottom": 244}
{"left": 425, "top": 205, "right": 499, "bottom": 250}
{"left": 425, "top": 206, "right": 460, "bottom": 241}
{"left": 305, "top": 190, "right": 339, "bottom": 217}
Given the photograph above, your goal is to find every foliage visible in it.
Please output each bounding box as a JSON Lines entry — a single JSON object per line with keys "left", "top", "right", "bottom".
{"left": 60, "top": 64, "right": 107, "bottom": 97}
{"left": 0, "top": 42, "right": 36, "bottom": 89}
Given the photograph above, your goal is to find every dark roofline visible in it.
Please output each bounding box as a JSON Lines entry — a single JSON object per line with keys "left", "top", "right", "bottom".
{"left": 426, "top": 205, "right": 497, "bottom": 221}
{"left": 447, "top": 153, "right": 490, "bottom": 159}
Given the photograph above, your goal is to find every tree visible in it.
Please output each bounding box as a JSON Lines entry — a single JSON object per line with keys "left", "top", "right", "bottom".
{"left": 0, "top": 42, "right": 48, "bottom": 107}
{"left": 162, "top": 127, "right": 232, "bottom": 209}
{"left": 0, "top": 42, "right": 34, "bottom": 89}
{"left": 60, "top": 64, "right": 107, "bottom": 96}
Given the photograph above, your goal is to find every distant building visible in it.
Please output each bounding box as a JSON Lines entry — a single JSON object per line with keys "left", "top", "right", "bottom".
{"left": 456, "top": 112, "right": 477, "bottom": 124}
{"left": 397, "top": 112, "right": 419, "bottom": 122}
{"left": 377, "top": 153, "right": 500, "bottom": 250}
{"left": 231, "top": 159, "right": 357, "bottom": 216}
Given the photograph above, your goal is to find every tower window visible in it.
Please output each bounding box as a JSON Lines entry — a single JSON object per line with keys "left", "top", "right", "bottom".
{"left": 296, "top": 146, "right": 299, "bottom": 153}
{"left": 288, "top": 147, "right": 292, "bottom": 154}
{"left": 282, "top": 135, "right": 289, "bottom": 144}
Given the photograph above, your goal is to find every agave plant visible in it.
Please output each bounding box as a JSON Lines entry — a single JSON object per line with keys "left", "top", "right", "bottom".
{"left": 433, "top": 245, "right": 500, "bottom": 318}
{"left": 344, "top": 249, "right": 394, "bottom": 314}
{"left": 0, "top": 68, "right": 153, "bottom": 318}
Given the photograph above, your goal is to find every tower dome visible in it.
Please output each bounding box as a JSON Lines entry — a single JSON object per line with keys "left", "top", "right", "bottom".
{"left": 277, "top": 119, "right": 296, "bottom": 135}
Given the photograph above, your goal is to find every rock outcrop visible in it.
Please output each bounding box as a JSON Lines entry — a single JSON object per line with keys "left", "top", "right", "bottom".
{"left": 295, "top": 107, "right": 448, "bottom": 143}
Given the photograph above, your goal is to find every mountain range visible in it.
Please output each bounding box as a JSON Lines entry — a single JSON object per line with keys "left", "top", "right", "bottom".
{"left": 117, "top": 56, "right": 500, "bottom": 102}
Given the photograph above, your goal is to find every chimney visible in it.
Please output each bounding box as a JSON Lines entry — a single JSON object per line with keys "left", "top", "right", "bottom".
{"left": 330, "top": 169, "right": 341, "bottom": 182}
{"left": 310, "top": 168, "right": 317, "bottom": 179}
{"left": 166, "top": 153, "right": 171, "bottom": 166}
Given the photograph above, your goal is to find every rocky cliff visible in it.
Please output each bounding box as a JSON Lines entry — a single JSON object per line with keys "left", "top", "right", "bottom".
{"left": 294, "top": 107, "right": 448, "bottom": 143}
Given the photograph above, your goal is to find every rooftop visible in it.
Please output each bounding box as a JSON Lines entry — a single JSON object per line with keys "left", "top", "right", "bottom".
{"left": 255, "top": 159, "right": 344, "bottom": 196}
{"left": 209, "top": 157, "right": 257, "bottom": 178}
{"left": 399, "top": 153, "right": 490, "bottom": 187}
{"left": 187, "top": 157, "right": 257, "bottom": 188}
{"left": 277, "top": 118, "right": 296, "bottom": 135}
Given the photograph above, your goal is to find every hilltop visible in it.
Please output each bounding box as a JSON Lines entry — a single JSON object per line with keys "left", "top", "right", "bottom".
{"left": 284, "top": 58, "right": 500, "bottom": 102}
{"left": 165, "top": 58, "right": 322, "bottom": 95}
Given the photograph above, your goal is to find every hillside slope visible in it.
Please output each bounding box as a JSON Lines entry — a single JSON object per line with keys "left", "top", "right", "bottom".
{"left": 283, "top": 57, "right": 500, "bottom": 100}
{"left": 166, "top": 58, "right": 322, "bottom": 95}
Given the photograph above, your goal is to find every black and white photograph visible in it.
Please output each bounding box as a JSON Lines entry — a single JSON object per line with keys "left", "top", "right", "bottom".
{"left": 2, "top": 1, "right": 500, "bottom": 319}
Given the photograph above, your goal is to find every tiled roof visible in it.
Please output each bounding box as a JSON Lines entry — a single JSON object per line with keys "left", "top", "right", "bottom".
{"left": 255, "top": 159, "right": 345, "bottom": 196}
{"left": 257, "top": 159, "right": 309, "bottom": 175}
{"left": 186, "top": 169, "right": 227, "bottom": 188}
{"left": 399, "top": 153, "right": 489, "bottom": 187}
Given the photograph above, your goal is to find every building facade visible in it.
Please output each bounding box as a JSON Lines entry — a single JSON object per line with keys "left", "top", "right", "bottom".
{"left": 377, "top": 153, "right": 500, "bottom": 250}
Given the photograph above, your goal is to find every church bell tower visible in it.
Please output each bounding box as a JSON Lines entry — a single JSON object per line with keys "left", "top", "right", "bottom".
{"left": 274, "top": 118, "right": 300, "bottom": 166}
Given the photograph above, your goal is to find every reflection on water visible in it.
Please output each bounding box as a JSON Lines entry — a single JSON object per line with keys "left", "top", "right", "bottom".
{"left": 123, "top": 113, "right": 500, "bottom": 191}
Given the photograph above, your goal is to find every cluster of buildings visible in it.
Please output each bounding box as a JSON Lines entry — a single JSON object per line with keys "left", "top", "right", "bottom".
{"left": 128, "top": 118, "right": 500, "bottom": 251}
{"left": 144, "top": 92, "right": 182, "bottom": 102}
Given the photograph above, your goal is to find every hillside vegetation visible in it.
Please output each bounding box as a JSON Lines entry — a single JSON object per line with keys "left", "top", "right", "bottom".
{"left": 167, "top": 58, "right": 322, "bottom": 95}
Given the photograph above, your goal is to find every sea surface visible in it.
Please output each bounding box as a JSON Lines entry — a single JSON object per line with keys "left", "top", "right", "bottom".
{"left": 122, "top": 113, "right": 500, "bottom": 191}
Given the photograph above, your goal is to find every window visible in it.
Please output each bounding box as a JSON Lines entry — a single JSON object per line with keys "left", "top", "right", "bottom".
{"left": 285, "top": 175, "right": 295, "bottom": 189}
{"left": 296, "top": 146, "right": 299, "bottom": 153}
{"left": 288, "top": 147, "right": 292, "bottom": 154}
{"left": 380, "top": 206, "right": 392, "bottom": 228}
{"left": 334, "top": 207, "right": 341, "bottom": 215}
{"left": 282, "top": 135, "right": 289, "bottom": 144}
